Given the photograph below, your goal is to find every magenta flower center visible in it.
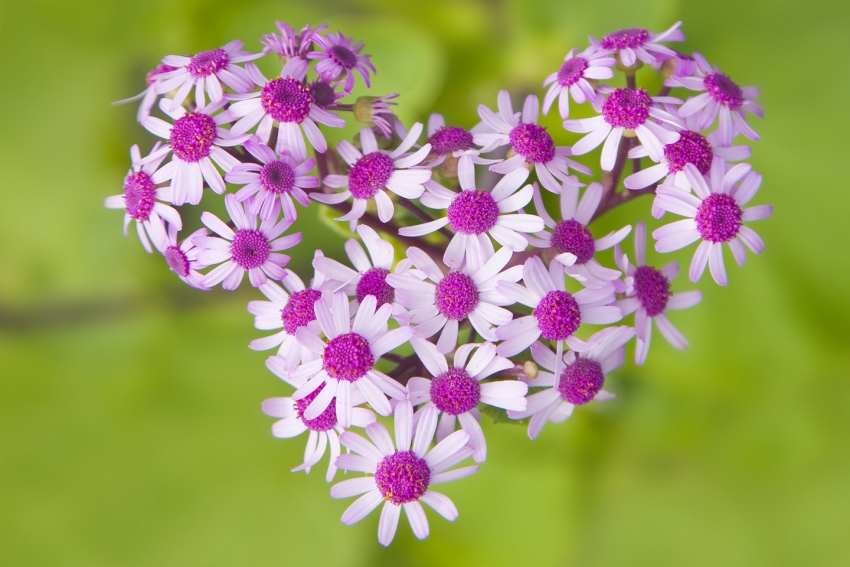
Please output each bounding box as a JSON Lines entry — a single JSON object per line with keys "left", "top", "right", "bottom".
{"left": 260, "top": 160, "right": 296, "bottom": 194}
{"left": 633, "top": 265, "right": 670, "bottom": 317}
{"left": 447, "top": 190, "right": 500, "bottom": 235}
{"left": 601, "top": 28, "right": 649, "bottom": 50}
{"left": 230, "top": 229, "right": 271, "bottom": 269}
{"left": 427, "top": 126, "right": 474, "bottom": 156}
{"left": 323, "top": 332, "right": 374, "bottom": 382}
{"left": 664, "top": 130, "right": 713, "bottom": 175}
{"left": 703, "top": 72, "right": 744, "bottom": 110}
{"left": 187, "top": 48, "right": 228, "bottom": 78}
{"left": 164, "top": 246, "right": 190, "bottom": 277}
{"left": 356, "top": 267, "right": 395, "bottom": 306}
{"left": 169, "top": 112, "right": 217, "bottom": 163}
{"left": 375, "top": 451, "right": 431, "bottom": 504}
{"left": 311, "top": 80, "right": 337, "bottom": 109}
{"left": 558, "top": 358, "right": 604, "bottom": 405}
{"left": 123, "top": 171, "right": 156, "bottom": 221}
{"left": 295, "top": 383, "right": 337, "bottom": 432}
{"left": 146, "top": 63, "right": 177, "bottom": 86}
{"left": 509, "top": 123, "right": 556, "bottom": 164}
{"left": 348, "top": 152, "right": 395, "bottom": 200}
{"left": 434, "top": 272, "right": 479, "bottom": 320}
{"left": 261, "top": 77, "right": 312, "bottom": 124}
{"left": 430, "top": 367, "right": 480, "bottom": 415}
{"left": 534, "top": 290, "right": 582, "bottom": 341}
{"left": 551, "top": 219, "right": 595, "bottom": 264}
{"left": 602, "top": 88, "right": 652, "bottom": 129}
{"left": 695, "top": 193, "right": 742, "bottom": 243}
{"left": 329, "top": 44, "right": 358, "bottom": 69}
{"left": 557, "top": 57, "right": 589, "bottom": 87}
{"left": 281, "top": 289, "right": 322, "bottom": 335}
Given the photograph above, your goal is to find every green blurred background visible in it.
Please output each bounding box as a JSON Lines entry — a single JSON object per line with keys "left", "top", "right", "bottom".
{"left": 2, "top": 0, "right": 849, "bottom": 565}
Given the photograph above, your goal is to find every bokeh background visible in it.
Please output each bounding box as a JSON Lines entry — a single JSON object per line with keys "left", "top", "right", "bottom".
{"left": 2, "top": 0, "right": 849, "bottom": 565}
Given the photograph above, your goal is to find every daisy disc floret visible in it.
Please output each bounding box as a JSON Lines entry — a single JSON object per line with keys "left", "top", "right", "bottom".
{"left": 543, "top": 46, "right": 616, "bottom": 119}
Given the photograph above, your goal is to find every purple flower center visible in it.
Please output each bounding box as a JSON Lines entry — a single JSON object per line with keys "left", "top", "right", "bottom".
{"left": 558, "top": 358, "right": 604, "bottom": 405}
{"left": 169, "top": 112, "right": 217, "bottom": 163}
{"left": 695, "top": 193, "right": 742, "bottom": 243}
{"left": 261, "top": 77, "right": 312, "bottom": 124}
{"left": 311, "top": 80, "right": 337, "bottom": 109}
{"left": 187, "top": 48, "right": 228, "bottom": 78}
{"left": 703, "top": 72, "right": 744, "bottom": 110}
{"left": 664, "top": 130, "right": 713, "bottom": 175}
{"left": 447, "top": 190, "right": 500, "bottom": 235}
{"left": 375, "top": 450, "right": 431, "bottom": 504}
{"left": 509, "top": 123, "right": 556, "bottom": 164}
{"left": 557, "top": 57, "right": 589, "bottom": 87}
{"left": 323, "top": 332, "right": 374, "bottom": 382}
{"left": 146, "top": 63, "right": 177, "bottom": 86}
{"left": 164, "top": 246, "right": 190, "bottom": 277}
{"left": 123, "top": 171, "right": 156, "bottom": 221}
{"left": 430, "top": 367, "right": 480, "bottom": 415}
{"left": 551, "top": 219, "right": 595, "bottom": 264}
{"left": 230, "top": 229, "right": 270, "bottom": 269}
{"left": 259, "top": 160, "right": 295, "bottom": 194}
{"left": 356, "top": 267, "right": 395, "bottom": 306}
{"left": 434, "top": 272, "right": 479, "bottom": 320}
{"left": 295, "top": 383, "right": 337, "bottom": 431}
{"left": 329, "top": 44, "right": 358, "bottom": 69}
{"left": 601, "top": 28, "right": 650, "bottom": 50}
{"left": 602, "top": 88, "right": 652, "bottom": 129}
{"left": 427, "top": 126, "right": 474, "bottom": 156}
{"left": 348, "top": 152, "right": 395, "bottom": 200}
{"left": 534, "top": 290, "right": 582, "bottom": 341}
{"left": 281, "top": 289, "right": 322, "bottom": 335}
{"left": 633, "top": 265, "right": 670, "bottom": 317}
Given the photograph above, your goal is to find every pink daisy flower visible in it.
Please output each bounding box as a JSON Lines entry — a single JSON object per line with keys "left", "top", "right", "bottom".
{"left": 152, "top": 225, "right": 209, "bottom": 290}
{"left": 399, "top": 159, "right": 544, "bottom": 269}
{"left": 112, "top": 63, "right": 178, "bottom": 122}
{"left": 528, "top": 182, "right": 631, "bottom": 288}
{"left": 290, "top": 292, "right": 411, "bottom": 427}
{"left": 542, "top": 46, "right": 616, "bottom": 119}
{"left": 226, "top": 57, "right": 345, "bottom": 160}
{"left": 307, "top": 31, "right": 376, "bottom": 92}
{"left": 652, "top": 158, "right": 772, "bottom": 286}
{"left": 104, "top": 143, "right": 181, "bottom": 253}
{"left": 614, "top": 222, "right": 703, "bottom": 364}
{"left": 495, "top": 256, "right": 623, "bottom": 357}
{"left": 225, "top": 136, "right": 318, "bottom": 222}
{"left": 331, "top": 401, "right": 477, "bottom": 546}
{"left": 195, "top": 194, "right": 301, "bottom": 289}
{"left": 507, "top": 327, "right": 634, "bottom": 439}
{"left": 387, "top": 246, "right": 521, "bottom": 353}
{"left": 311, "top": 125, "right": 432, "bottom": 228}
{"left": 407, "top": 339, "right": 526, "bottom": 462}
{"left": 591, "top": 22, "right": 685, "bottom": 67}
{"left": 262, "top": 22, "right": 327, "bottom": 60}
{"left": 564, "top": 88, "right": 682, "bottom": 171}
{"left": 474, "top": 91, "right": 589, "bottom": 193}
{"left": 666, "top": 52, "right": 763, "bottom": 145}
{"left": 421, "top": 113, "right": 488, "bottom": 169}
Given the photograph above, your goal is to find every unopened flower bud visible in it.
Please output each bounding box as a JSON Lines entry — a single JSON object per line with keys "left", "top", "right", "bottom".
{"left": 353, "top": 94, "right": 399, "bottom": 138}
{"left": 615, "top": 54, "right": 643, "bottom": 73}
{"left": 523, "top": 360, "right": 539, "bottom": 380}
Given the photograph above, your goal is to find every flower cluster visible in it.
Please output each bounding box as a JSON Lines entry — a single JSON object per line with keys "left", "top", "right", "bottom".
{"left": 106, "top": 19, "right": 770, "bottom": 546}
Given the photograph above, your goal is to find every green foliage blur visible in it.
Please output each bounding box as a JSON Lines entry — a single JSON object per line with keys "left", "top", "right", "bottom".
{"left": 1, "top": 0, "right": 849, "bottom": 565}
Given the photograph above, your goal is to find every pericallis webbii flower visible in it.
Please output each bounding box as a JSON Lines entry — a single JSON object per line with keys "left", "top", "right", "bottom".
{"left": 591, "top": 22, "right": 684, "bottom": 68}
{"left": 307, "top": 31, "right": 376, "bottom": 93}
{"left": 542, "top": 46, "right": 617, "bottom": 119}
{"left": 153, "top": 225, "right": 209, "bottom": 290}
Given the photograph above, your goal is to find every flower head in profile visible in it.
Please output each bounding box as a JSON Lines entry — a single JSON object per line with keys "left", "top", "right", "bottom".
{"left": 153, "top": 225, "right": 209, "bottom": 290}
{"left": 543, "top": 46, "right": 616, "bottom": 119}
{"left": 591, "top": 22, "right": 684, "bottom": 67}
{"left": 262, "top": 22, "right": 327, "bottom": 60}
{"left": 307, "top": 31, "right": 376, "bottom": 92}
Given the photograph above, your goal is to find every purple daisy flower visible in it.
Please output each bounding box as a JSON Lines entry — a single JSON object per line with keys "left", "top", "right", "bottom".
{"left": 474, "top": 91, "right": 589, "bottom": 194}
{"left": 666, "top": 52, "right": 763, "bottom": 145}
{"left": 407, "top": 340, "right": 526, "bottom": 462}
{"left": 652, "top": 158, "right": 772, "bottom": 286}
{"left": 261, "top": 22, "right": 327, "bottom": 60}
{"left": 494, "top": 256, "right": 623, "bottom": 357}
{"left": 112, "top": 63, "right": 178, "bottom": 122}
{"left": 104, "top": 143, "right": 182, "bottom": 253}
{"left": 225, "top": 57, "right": 345, "bottom": 160}
{"left": 564, "top": 88, "right": 682, "bottom": 171}
{"left": 307, "top": 31, "right": 376, "bottom": 93}
{"left": 196, "top": 194, "right": 301, "bottom": 289}
{"left": 528, "top": 182, "right": 631, "bottom": 288}
{"left": 311, "top": 125, "right": 432, "bottom": 229}
{"left": 614, "top": 222, "right": 703, "bottom": 364}
{"left": 289, "top": 292, "right": 412, "bottom": 427}
{"left": 507, "top": 327, "right": 634, "bottom": 439}
{"left": 591, "top": 21, "right": 685, "bottom": 67}
{"left": 152, "top": 225, "right": 209, "bottom": 290}
{"left": 387, "top": 246, "right": 522, "bottom": 353}
{"left": 331, "top": 401, "right": 477, "bottom": 546}
{"left": 542, "top": 46, "right": 617, "bottom": 119}
{"left": 309, "top": 75, "right": 347, "bottom": 112}
{"left": 399, "top": 159, "right": 544, "bottom": 269}
{"left": 225, "top": 136, "right": 318, "bottom": 223}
